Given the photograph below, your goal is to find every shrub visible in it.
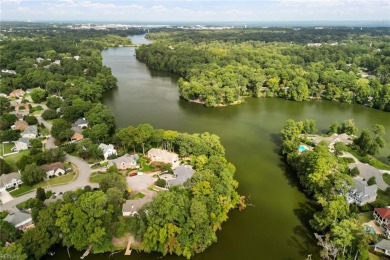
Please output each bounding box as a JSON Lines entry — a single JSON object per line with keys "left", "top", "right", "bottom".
{"left": 367, "top": 176, "right": 376, "bottom": 185}
{"left": 349, "top": 167, "right": 360, "bottom": 176}
{"left": 155, "top": 178, "right": 167, "bottom": 188}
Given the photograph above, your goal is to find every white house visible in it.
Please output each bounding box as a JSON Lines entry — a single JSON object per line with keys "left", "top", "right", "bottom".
{"left": 41, "top": 162, "right": 65, "bottom": 178}
{"left": 99, "top": 143, "right": 117, "bottom": 159}
{"left": 374, "top": 239, "right": 390, "bottom": 256}
{"left": 0, "top": 172, "right": 23, "bottom": 191}
{"left": 346, "top": 177, "right": 378, "bottom": 206}
{"left": 12, "top": 138, "right": 29, "bottom": 152}
{"left": 21, "top": 125, "right": 38, "bottom": 139}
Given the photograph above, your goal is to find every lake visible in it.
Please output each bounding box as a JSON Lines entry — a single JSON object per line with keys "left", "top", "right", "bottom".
{"left": 46, "top": 35, "right": 390, "bottom": 260}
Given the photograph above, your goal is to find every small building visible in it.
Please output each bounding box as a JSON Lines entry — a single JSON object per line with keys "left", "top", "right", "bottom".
{"left": 147, "top": 148, "right": 178, "bottom": 165}
{"left": 41, "top": 162, "right": 65, "bottom": 178}
{"left": 44, "top": 193, "right": 64, "bottom": 206}
{"left": 346, "top": 177, "right": 378, "bottom": 206}
{"left": 99, "top": 143, "right": 117, "bottom": 160}
{"left": 1, "top": 69, "right": 16, "bottom": 75}
{"left": 72, "top": 118, "right": 89, "bottom": 129}
{"left": 374, "top": 239, "right": 390, "bottom": 256}
{"left": 21, "top": 125, "right": 38, "bottom": 139}
{"left": 71, "top": 132, "right": 83, "bottom": 142}
{"left": 8, "top": 89, "right": 25, "bottom": 98}
{"left": 12, "top": 138, "right": 30, "bottom": 152}
{"left": 166, "top": 165, "right": 195, "bottom": 188}
{"left": 122, "top": 197, "right": 153, "bottom": 216}
{"left": 374, "top": 208, "right": 390, "bottom": 238}
{"left": 0, "top": 172, "right": 23, "bottom": 191}
{"left": 4, "top": 207, "right": 33, "bottom": 231}
{"left": 12, "top": 120, "right": 28, "bottom": 131}
{"left": 108, "top": 154, "right": 139, "bottom": 170}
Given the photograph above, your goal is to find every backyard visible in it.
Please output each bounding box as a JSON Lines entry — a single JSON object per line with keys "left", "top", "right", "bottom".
{"left": 3, "top": 149, "right": 29, "bottom": 171}
{"left": 0, "top": 142, "right": 15, "bottom": 156}
{"left": 9, "top": 172, "right": 77, "bottom": 197}
{"left": 89, "top": 172, "right": 106, "bottom": 183}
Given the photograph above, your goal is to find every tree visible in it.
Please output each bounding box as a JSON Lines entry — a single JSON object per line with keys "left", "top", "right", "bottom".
{"left": 36, "top": 187, "right": 46, "bottom": 201}
{"left": 55, "top": 191, "right": 113, "bottom": 253}
{"left": 328, "top": 121, "right": 339, "bottom": 134}
{"left": 0, "top": 96, "right": 10, "bottom": 114}
{"left": 51, "top": 118, "right": 74, "bottom": 141}
{"left": 30, "top": 87, "right": 47, "bottom": 103}
{"left": 23, "top": 115, "right": 38, "bottom": 125}
{"left": 89, "top": 123, "right": 109, "bottom": 143}
{"left": 0, "top": 220, "right": 22, "bottom": 246}
{"left": 21, "top": 163, "right": 46, "bottom": 185}
{"left": 0, "top": 158, "right": 12, "bottom": 175}
{"left": 46, "top": 96, "right": 63, "bottom": 109}
{"left": 99, "top": 173, "right": 126, "bottom": 192}
{"left": 340, "top": 119, "right": 358, "bottom": 136}
{"left": 42, "top": 109, "right": 59, "bottom": 120}
{"left": 0, "top": 242, "right": 27, "bottom": 260}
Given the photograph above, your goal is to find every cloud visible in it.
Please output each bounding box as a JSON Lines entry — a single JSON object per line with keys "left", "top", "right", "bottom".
{"left": 79, "top": 1, "right": 117, "bottom": 9}
{"left": 151, "top": 5, "right": 169, "bottom": 13}
{"left": 2, "top": 0, "right": 22, "bottom": 3}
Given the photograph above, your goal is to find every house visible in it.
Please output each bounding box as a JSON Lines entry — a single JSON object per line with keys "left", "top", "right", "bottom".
{"left": 147, "top": 148, "right": 178, "bottom": 165}
{"left": 52, "top": 60, "right": 61, "bottom": 66}
{"left": 108, "top": 154, "right": 139, "bottom": 170}
{"left": 122, "top": 197, "right": 153, "bottom": 216}
{"left": 71, "top": 132, "right": 83, "bottom": 142}
{"left": 12, "top": 120, "right": 28, "bottom": 131}
{"left": 1, "top": 69, "right": 16, "bottom": 75}
{"left": 4, "top": 207, "right": 33, "bottom": 231}
{"left": 36, "top": 57, "right": 44, "bottom": 63}
{"left": 374, "top": 208, "right": 390, "bottom": 238}
{"left": 166, "top": 165, "right": 195, "bottom": 188}
{"left": 0, "top": 172, "right": 23, "bottom": 191}
{"left": 72, "top": 118, "right": 89, "bottom": 129}
{"left": 44, "top": 193, "right": 64, "bottom": 206}
{"left": 310, "top": 133, "right": 353, "bottom": 150}
{"left": 99, "top": 143, "right": 117, "bottom": 159}
{"left": 21, "top": 125, "right": 38, "bottom": 139}
{"left": 374, "top": 239, "right": 390, "bottom": 256}
{"left": 8, "top": 89, "right": 25, "bottom": 98}
{"left": 41, "top": 162, "right": 65, "bottom": 178}
{"left": 12, "top": 138, "right": 30, "bottom": 152}
{"left": 346, "top": 177, "right": 378, "bottom": 206}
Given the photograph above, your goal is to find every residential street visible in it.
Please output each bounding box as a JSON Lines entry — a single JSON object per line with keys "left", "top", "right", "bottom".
{"left": 0, "top": 154, "right": 98, "bottom": 211}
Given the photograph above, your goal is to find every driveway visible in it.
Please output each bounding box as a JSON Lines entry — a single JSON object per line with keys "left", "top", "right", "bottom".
{"left": 0, "top": 154, "right": 98, "bottom": 211}
{"left": 343, "top": 152, "right": 389, "bottom": 191}
{"left": 0, "top": 190, "right": 13, "bottom": 204}
{"left": 127, "top": 174, "right": 156, "bottom": 192}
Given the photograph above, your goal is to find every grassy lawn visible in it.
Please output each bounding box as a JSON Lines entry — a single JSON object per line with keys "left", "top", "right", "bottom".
{"left": 10, "top": 172, "right": 76, "bottom": 197}
{"left": 39, "top": 127, "right": 50, "bottom": 136}
{"left": 346, "top": 147, "right": 390, "bottom": 170}
{"left": 383, "top": 174, "right": 390, "bottom": 186}
{"left": 141, "top": 159, "right": 152, "bottom": 172}
{"left": 357, "top": 211, "right": 373, "bottom": 224}
{"left": 368, "top": 253, "right": 380, "bottom": 260}
{"left": 89, "top": 173, "right": 106, "bottom": 183}
{"left": 0, "top": 142, "right": 14, "bottom": 155}
{"left": 377, "top": 189, "right": 390, "bottom": 203}
{"left": 129, "top": 192, "right": 145, "bottom": 199}
{"left": 3, "top": 150, "right": 30, "bottom": 171}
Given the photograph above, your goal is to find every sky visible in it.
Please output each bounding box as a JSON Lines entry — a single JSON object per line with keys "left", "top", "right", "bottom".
{"left": 1, "top": 0, "right": 389, "bottom": 22}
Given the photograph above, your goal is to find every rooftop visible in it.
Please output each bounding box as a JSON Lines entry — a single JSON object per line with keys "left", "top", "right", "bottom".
{"left": 4, "top": 207, "right": 32, "bottom": 228}
{"left": 41, "top": 162, "right": 64, "bottom": 172}
{"left": 0, "top": 172, "right": 21, "bottom": 187}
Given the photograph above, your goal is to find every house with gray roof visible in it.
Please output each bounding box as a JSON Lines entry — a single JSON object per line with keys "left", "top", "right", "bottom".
{"left": 99, "top": 143, "right": 117, "bottom": 159}
{"left": 21, "top": 125, "right": 38, "bottom": 139}
{"left": 0, "top": 172, "right": 23, "bottom": 190}
{"left": 346, "top": 177, "right": 378, "bottom": 206}
{"left": 166, "top": 165, "right": 195, "bottom": 188}
{"left": 4, "top": 207, "right": 33, "bottom": 231}
{"left": 108, "top": 154, "right": 139, "bottom": 170}
{"left": 12, "top": 138, "right": 30, "bottom": 152}
{"left": 122, "top": 197, "right": 153, "bottom": 216}
{"left": 72, "top": 118, "right": 89, "bottom": 129}
{"left": 374, "top": 239, "right": 390, "bottom": 256}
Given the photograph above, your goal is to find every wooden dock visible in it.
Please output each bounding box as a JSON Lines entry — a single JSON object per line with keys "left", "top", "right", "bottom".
{"left": 124, "top": 241, "right": 132, "bottom": 256}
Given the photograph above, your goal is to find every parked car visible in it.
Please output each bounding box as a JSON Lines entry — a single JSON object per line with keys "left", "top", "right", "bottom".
{"left": 65, "top": 167, "right": 73, "bottom": 173}
{"left": 129, "top": 172, "right": 137, "bottom": 177}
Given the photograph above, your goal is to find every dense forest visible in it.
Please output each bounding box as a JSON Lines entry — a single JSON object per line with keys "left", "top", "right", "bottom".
{"left": 137, "top": 28, "right": 390, "bottom": 109}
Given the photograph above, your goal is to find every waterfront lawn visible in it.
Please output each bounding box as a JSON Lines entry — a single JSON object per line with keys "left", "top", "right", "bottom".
{"left": 10, "top": 172, "right": 76, "bottom": 197}
{"left": 383, "top": 174, "right": 390, "bottom": 186}
{"left": 3, "top": 150, "right": 29, "bottom": 171}
{"left": 90, "top": 172, "right": 106, "bottom": 183}
{"left": 346, "top": 147, "right": 390, "bottom": 170}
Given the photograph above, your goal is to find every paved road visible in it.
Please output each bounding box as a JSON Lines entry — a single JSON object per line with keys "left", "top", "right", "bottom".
{"left": 342, "top": 152, "right": 389, "bottom": 191}
{"left": 0, "top": 154, "right": 98, "bottom": 211}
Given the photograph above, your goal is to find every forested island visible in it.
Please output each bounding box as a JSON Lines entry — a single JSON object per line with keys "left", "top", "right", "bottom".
{"left": 0, "top": 23, "right": 243, "bottom": 259}
{"left": 137, "top": 28, "right": 390, "bottom": 109}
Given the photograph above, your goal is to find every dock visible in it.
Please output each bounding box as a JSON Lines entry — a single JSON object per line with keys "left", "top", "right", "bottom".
{"left": 124, "top": 241, "right": 132, "bottom": 255}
